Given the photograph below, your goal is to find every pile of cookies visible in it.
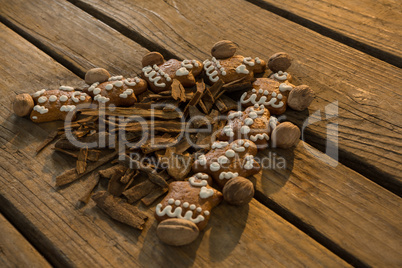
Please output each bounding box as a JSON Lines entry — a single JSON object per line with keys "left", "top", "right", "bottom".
{"left": 13, "top": 40, "right": 314, "bottom": 246}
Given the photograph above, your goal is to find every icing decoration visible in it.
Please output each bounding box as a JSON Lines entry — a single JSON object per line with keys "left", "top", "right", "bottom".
{"left": 33, "top": 105, "right": 48, "bottom": 114}
{"left": 155, "top": 204, "right": 205, "bottom": 223}
{"left": 108, "top": 75, "right": 123, "bottom": 81}
{"left": 243, "top": 57, "right": 255, "bottom": 66}
{"left": 59, "top": 86, "right": 74, "bottom": 91}
{"left": 94, "top": 94, "right": 110, "bottom": 103}
{"left": 189, "top": 176, "right": 208, "bottom": 187}
{"left": 199, "top": 186, "right": 214, "bottom": 199}
{"left": 49, "top": 95, "right": 57, "bottom": 102}
{"left": 211, "top": 141, "right": 229, "bottom": 149}
{"left": 274, "top": 71, "right": 288, "bottom": 81}
{"left": 38, "top": 96, "right": 47, "bottom": 103}
{"left": 219, "top": 172, "right": 239, "bottom": 180}
{"left": 142, "top": 66, "right": 166, "bottom": 88}
{"left": 59, "top": 95, "right": 68, "bottom": 102}
{"left": 235, "top": 64, "right": 249, "bottom": 74}
{"left": 176, "top": 67, "right": 190, "bottom": 76}
{"left": 210, "top": 162, "right": 221, "bottom": 172}
{"left": 279, "top": 83, "right": 293, "bottom": 92}
{"left": 198, "top": 154, "right": 207, "bottom": 165}
{"left": 33, "top": 89, "right": 46, "bottom": 97}
{"left": 250, "top": 133, "right": 269, "bottom": 142}
{"left": 225, "top": 149, "right": 235, "bottom": 158}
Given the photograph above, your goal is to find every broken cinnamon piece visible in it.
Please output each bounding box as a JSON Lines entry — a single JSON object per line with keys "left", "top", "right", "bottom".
{"left": 120, "top": 156, "right": 168, "bottom": 188}
{"left": 123, "top": 179, "right": 159, "bottom": 204}
{"left": 189, "top": 106, "right": 208, "bottom": 128}
{"left": 140, "top": 136, "right": 175, "bottom": 155}
{"left": 198, "top": 99, "right": 208, "bottom": 114}
{"left": 78, "top": 172, "right": 100, "bottom": 204}
{"left": 201, "top": 97, "right": 214, "bottom": 114}
{"left": 98, "top": 164, "right": 127, "bottom": 179}
{"left": 184, "top": 81, "right": 206, "bottom": 113}
{"left": 120, "top": 168, "right": 138, "bottom": 184}
{"left": 167, "top": 153, "right": 193, "bottom": 180}
{"left": 36, "top": 130, "right": 59, "bottom": 155}
{"left": 162, "top": 99, "right": 181, "bottom": 112}
{"left": 171, "top": 79, "right": 186, "bottom": 102}
{"left": 215, "top": 95, "right": 238, "bottom": 113}
{"left": 87, "top": 150, "right": 101, "bottom": 162}
{"left": 120, "top": 121, "right": 192, "bottom": 133}
{"left": 92, "top": 191, "right": 148, "bottom": 230}
{"left": 53, "top": 147, "right": 78, "bottom": 158}
{"left": 80, "top": 107, "right": 182, "bottom": 119}
{"left": 208, "top": 79, "right": 225, "bottom": 98}
{"left": 76, "top": 147, "right": 88, "bottom": 174}
{"left": 55, "top": 152, "right": 117, "bottom": 187}
{"left": 141, "top": 187, "right": 168, "bottom": 206}
{"left": 174, "top": 137, "right": 192, "bottom": 154}
{"left": 108, "top": 172, "right": 128, "bottom": 197}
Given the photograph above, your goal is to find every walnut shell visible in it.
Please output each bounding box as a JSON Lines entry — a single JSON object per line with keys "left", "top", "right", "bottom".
{"left": 211, "top": 40, "right": 238, "bottom": 59}
{"left": 287, "top": 85, "right": 314, "bottom": 111}
{"left": 223, "top": 176, "right": 254, "bottom": 206}
{"left": 13, "top": 93, "right": 34, "bottom": 117}
{"left": 268, "top": 52, "right": 292, "bottom": 73}
{"left": 85, "top": 68, "right": 110, "bottom": 85}
{"left": 142, "top": 52, "right": 165, "bottom": 67}
{"left": 157, "top": 218, "right": 199, "bottom": 246}
{"left": 271, "top": 122, "right": 300, "bottom": 148}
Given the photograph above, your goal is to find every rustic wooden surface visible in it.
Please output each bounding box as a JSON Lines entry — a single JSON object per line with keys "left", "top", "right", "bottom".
{"left": 0, "top": 0, "right": 401, "bottom": 267}
{"left": 254, "top": 142, "right": 402, "bottom": 267}
{"left": 0, "top": 22, "right": 349, "bottom": 267}
{"left": 64, "top": 0, "right": 401, "bottom": 194}
{"left": 0, "top": 214, "right": 51, "bottom": 268}
{"left": 248, "top": 0, "right": 402, "bottom": 67}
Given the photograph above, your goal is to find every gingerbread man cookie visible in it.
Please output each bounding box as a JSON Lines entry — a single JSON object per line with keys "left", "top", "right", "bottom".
{"left": 192, "top": 139, "right": 261, "bottom": 188}
{"left": 203, "top": 40, "right": 266, "bottom": 85}
{"left": 141, "top": 52, "right": 203, "bottom": 93}
{"left": 218, "top": 105, "right": 279, "bottom": 149}
{"left": 13, "top": 86, "right": 92, "bottom": 123}
{"left": 241, "top": 52, "right": 314, "bottom": 113}
{"left": 84, "top": 69, "right": 147, "bottom": 107}
{"left": 155, "top": 173, "right": 222, "bottom": 232}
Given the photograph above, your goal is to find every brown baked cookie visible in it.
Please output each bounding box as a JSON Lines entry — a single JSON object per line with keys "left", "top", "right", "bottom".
{"left": 203, "top": 40, "right": 266, "bottom": 86}
{"left": 85, "top": 75, "right": 147, "bottom": 107}
{"left": 28, "top": 87, "right": 92, "bottom": 123}
{"left": 240, "top": 78, "right": 288, "bottom": 115}
{"left": 141, "top": 52, "right": 203, "bottom": 93}
{"left": 155, "top": 173, "right": 222, "bottom": 231}
{"left": 217, "top": 105, "right": 275, "bottom": 149}
{"left": 192, "top": 139, "right": 261, "bottom": 188}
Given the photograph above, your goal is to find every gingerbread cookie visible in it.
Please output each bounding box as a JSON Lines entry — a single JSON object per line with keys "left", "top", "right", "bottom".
{"left": 203, "top": 40, "right": 266, "bottom": 85}
{"left": 141, "top": 52, "right": 203, "bottom": 93}
{"left": 13, "top": 87, "right": 92, "bottom": 123}
{"left": 192, "top": 139, "right": 261, "bottom": 188}
{"left": 85, "top": 75, "right": 147, "bottom": 107}
{"left": 155, "top": 172, "right": 222, "bottom": 232}
{"left": 218, "top": 105, "right": 277, "bottom": 149}
{"left": 240, "top": 51, "right": 314, "bottom": 114}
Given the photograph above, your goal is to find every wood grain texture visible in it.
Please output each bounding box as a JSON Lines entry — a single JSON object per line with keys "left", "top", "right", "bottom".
{"left": 0, "top": 214, "right": 51, "bottom": 268}
{"left": 0, "top": 23, "right": 348, "bottom": 267}
{"left": 254, "top": 142, "right": 402, "bottom": 267}
{"left": 0, "top": 0, "right": 149, "bottom": 78}
{"left": 248, "top": 0, "right": 402, "bottom": 67}
{"left": 69, "top": 0, "right": 402, "bottom": 194}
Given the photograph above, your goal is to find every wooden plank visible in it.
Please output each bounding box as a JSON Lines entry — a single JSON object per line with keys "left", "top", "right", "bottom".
{"left": 248, "top": 0, "right": 402, "bottom": 67}
{"left": 0, "top": 0, "right": 149, "bottom": 77}
{"left": 69, "top": 0, "right": 402, "bottom": 194}
{"left": 254, "top": 142, "right": 402, "bottom": 267}
{"left": 0, "top": 23, "right": 348, "bottom": 267}
{"left": 0, "top": 214, "right": 51, "bottom": 268}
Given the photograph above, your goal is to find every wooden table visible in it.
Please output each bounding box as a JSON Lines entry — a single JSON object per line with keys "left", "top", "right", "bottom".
{"left": 0, "top": 0, "right": 401, "bottom": 267}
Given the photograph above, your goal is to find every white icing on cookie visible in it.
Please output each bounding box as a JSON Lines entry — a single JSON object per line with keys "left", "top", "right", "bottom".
{"left": 225, "top": 149, "right": 235, "bottom": 158}
{"left": 176, "top": 67, "right": 189, "bottom": 76}
{"left": 59, "top": 95, "right": 68, "bottom": 102}
{"left": 49, "top": 95, "right": 57, "bottom": 102}
{"left": 38, "top": 96, "right": 47, "bottom": 103}
{"left": 189, "top": 176, "right": 208, "bottom": 187}
{"left": 60, "top": 105, "right": 76, "bottom": 112}
{"left": 279, "top": 83, "right": 293, "bottom": 92}
{"left": 59, "top": 86, "right": 74, "bottom": 91}
{"left": 33, "top": 105, "right": 48, "bottom": 114}
{"left": 235, "top": 64, "right": 249, "bottom": 74}
{"left": 274, "top": 71, "right": 288, "bottom": 81}
{"left": 219, "top": 172, "right": 239, "bottom": 180}
{"left": 155, "top": 204, "right": 205, "bottom": 223}
{"left": 33, "top": 89, "right": 46, "bottom": 97}
{"left": 209, "top": 162, "right": 221, "bottom": 172}
{"left": 199, "top": 186, "right": 214, "bottom": 199}
{"left": 108, "top": 75, "right": 123, "bottom": 81}
{"left": 243, "top": 57, "right": 255, "bottom": 67}
{"left": 250, "top": 133, "right": 269, "bottom": 142}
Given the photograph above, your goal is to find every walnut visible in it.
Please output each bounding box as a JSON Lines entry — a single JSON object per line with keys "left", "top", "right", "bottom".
{"left": 157, "top": 218, "right": 199, "bottom": 246}
{"left": 268, "top": 52, "right": 292, "bottom": 73}
{"left": 223, "top": 176, "right": 254, "bottom": 206}
{"left": 13, "top": 93, "right": 34, "bottom": 117}
{"left": 287, "top": 85, "right": 314, "bottom": 111}
{"left": 142, "top": 52, "right": 165, "bottom": 67}
{"left": 211, "top": 40, "right": 238, "bottom": 59}
{"left": 271, "top": 122, "right": 300, "bottom": 148}
{"left": 85, "top": 68, "right": 110, "bottom": 85}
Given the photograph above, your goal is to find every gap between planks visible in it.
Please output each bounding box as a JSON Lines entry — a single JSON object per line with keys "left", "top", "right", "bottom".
{"left": 245, "top": 0, "right": 402, "bottom": 68}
